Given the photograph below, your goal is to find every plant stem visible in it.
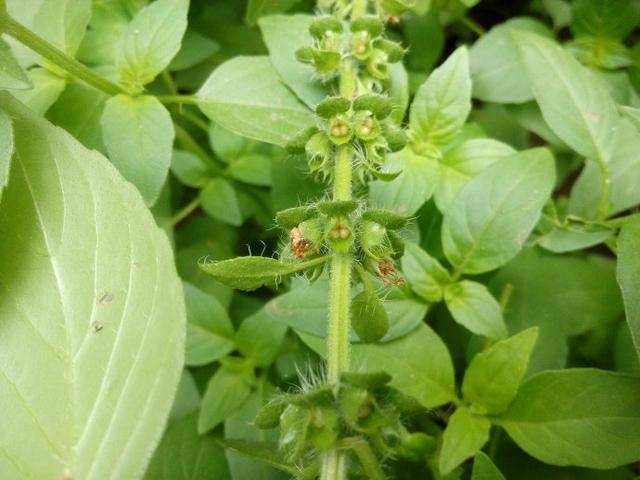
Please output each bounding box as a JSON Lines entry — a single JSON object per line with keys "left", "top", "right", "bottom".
{"left": 0, "top": 14, "right": 126, "bottom": 96}
{"left": 156, "top": 94, "right": 200, "bottom": 105}
{"left": 458, "top": 15, "right": 486, "bottom": 36}
{"left": 171, "top": 196, "right": 201, "bottom": 227}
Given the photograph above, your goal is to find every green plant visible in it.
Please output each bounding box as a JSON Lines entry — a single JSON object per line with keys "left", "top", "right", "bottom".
{"left": 1, "top": 0, "right": 640, "bottom": 479}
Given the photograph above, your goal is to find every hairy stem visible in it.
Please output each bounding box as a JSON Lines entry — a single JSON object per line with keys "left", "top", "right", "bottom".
{"left": 0, "top": 14, "right": 126, "bottom": 96}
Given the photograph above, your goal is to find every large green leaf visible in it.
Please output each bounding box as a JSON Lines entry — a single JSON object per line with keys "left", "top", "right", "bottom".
{"left": 0, "top": 93, "right": 185, "bottom": 478}
{"left": 571, "top": 0, "right": 640, "bottom": 40}
{"left": 144, "top": 413, "right": 231, "bottom": 480}
{"left": 617, "top": 215, "right": 640, "bottom": 361}
{"left": 471, "top": 452, "right": 506, "bottom": 480}
{"left": 197, "top": 56, "right": 315, "bottom": 147}
{"left": 199, "top": 366, "right": 253, "bottom": 434}
{"left": 470, "top": 17, "right": 552, "bottom": 104}
{"left": 184, "top": 283, "right": 235, "bottom": 367}
{"left": 247, "top": 0, "right": 299, "bottom": 25}
{"left": 569, "top": 119, "right": 640, "bottom": 218}
{"left": 300, "top": 323, "right": 457, "bottom": 409}
{"left": 435, "top": 138, "right": 515, "bottom": 213}
{"left": 369, "top": 147, "right": 439, "bottom": 215}
{"left": 101, "top": 94, "right": 175, "bottom": 206}
{"left": 259, "top": 14, "right": 327, "bottom": 107}
{"left": 499, "top": 369, "right": 640, "bottom": 469}
{"left": 117, "top": 0, "right": 189, "bottom": 89}
{"left": 33, "top": 0, "right": 92, "bottom": 56}
{"left": 442, "top": 148, "right": 555, "bottom": 274}
{"left": 439, "top": 406, "right": 491, "bottom": 474}
{"left": 0, "top": 38, "right": 32, "bottom": 90}
{"left": 410, "top": 46, "right": 471, "bottom": 147}
{"left": 515, "top": 32, "right": 618, "bottom": 169}
{"left": 462, "top": 328, "right": 538, "bottom": 414}
{"left": 444, "top": 280, "right": 507, "bottom": 340}
{"left": 0, "top": 109, "right": 12, "bottom": 204}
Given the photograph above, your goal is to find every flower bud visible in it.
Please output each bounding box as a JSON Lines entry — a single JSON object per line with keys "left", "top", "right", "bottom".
{"left": 397, "top": 432, "right": 437, "bottom": 461}
{"left": 276, "top": 206, "right": 317, "bottom": 229}
{"left": 381, "top": 120, "right": 407, "bottom": 152}
{"left": 353, "top": 111, "right": 380, "bottom": 141}
{"left": 254, "top": 397, "right": 287, "bottom": 429}
{"left": 374, "top": 38, "right": 405, "bottom": 63}
{"left": 328, "top": 114, "right": 353, "bottom": 145}
{"left": 380, "top": 0, "right": 416, "bottom": 15}
{"left": 295, "top": 46, "right": 314, "bottom": 64}
{"left": 312, "top": 49, "right": 342, "bottom": 74}
{"left": 362, "top": 209, "right": 407, "bottom": 230}
{"left": 360, "top": 220, "right": 390, "bottom": 258}
{"left": 317, "top": 200, "right": 358, "bottom": 216}
{"left": 366, "top": 49, "right": 389, "bottom": 79}
{"left": 326, "top": 216, "right": 354, "bottom": 252}
{"left": 309, "top": 15, "right": 343, "bottom": 39}
{"left": 316, "top": 96, "right": 351, "bottom": 118}
{"left": 350, "top": 31, "right": 372, "bottom": 60}
{"left": 353, "top": 93, "right": 392, "bottom": 119}
{"left": 350, "top": 16, "right": 384, "bottom": 37}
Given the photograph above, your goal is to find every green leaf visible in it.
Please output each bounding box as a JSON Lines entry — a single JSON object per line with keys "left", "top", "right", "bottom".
{"left": 410, "top": 46, "right": 471, "bottom": 147}
{"left": 571, "top": 0, "right": 640, "bottom": 40}
{"left": 499, "top": 369, "right": 640, "bottom": 469}
{"left": 567, "top": 36, "right": 632, "bottom": 70}
{"left": 144, "top": 413, "right": 231, "bottom": 480}
{"left": 222, "top": 439, "right": 296, "bottom": 475}
{"left": 117, "top": 0, "right": 189, "bottom": 89}
{"left": 198, "top": 367, "right": 254, "bottom": 433}
{"left": 267, "top": 278, "right": 427, "bottom": 342}
{"left": 101, "top": 94, "right": 174, "bottom": 206}
{"left": 0, "top": 109, "right": 13, "bottom": 204}
{"left": 490, "top": 248, "right": 622, "bottom": 373}
{"left": 33, "top": 0, "right": 91, "bottom": 57}
{"left": 470, "top": 17, "right": 553, "bottom": 104}
{"left": 0, "top": 92, "right": 185, "bottom": 478}
{"left": 200, "top": 178, "right": 243, "bottom": 226}
{"left": 259, "top": 14, "right": 327, "bottom": 107}
{"left": 401, "top": 242, "right": 451, "bottom": 303}
{"left": 388, "top": 62, "right": 410, "bottom": 125}
{"left": 537, "top": 219, "right": 613, "bottom": 253}
{"left": 200, "top": 255, "right": 329, "bottom": 291}
{"left": 247, "top": 0, "right": 300, "bottom": 25}
{"left": 369, "top": 147, "right": 439, "bottom": 215}
{"left": 228, "top": 153, "right": 272, "bottom": 186}
{"left": 300, "top": 323, "right": 457, "bottom": 409}
{"left": 170, "top": 149, "right": 212, "bottom": 188}
{"left": 442, "top": 148, "right": 555, "bottom": 274}
{"left": 224, "top": 387, "right": 287, "bottom": 479}
{"left": 514, "top": 31, "right": 618, "bottom": 170}
{"left": 47, "top": 82, "right": 108, "bottom": 153}
{"left": 0, "top": 38, "right": 32, "bottom": 90}
{"left": 439, "top": 406, "right": 491, "bottom": 475}
{"left": 435, "top": 138, "right": 515, "bottom": 213}
{"left": 569, "top": 119, "right": 640, "bottom": 218}
{"left": 617, "top": 215, "right": 640, "bottom": 361}
{"left": 235, "top": 308, "right": 288, "bottom": 367}
{"left": 12, "top": 67, "right": 66, "bottom": 115}
{"left": 444, "top": 280, "right": 508, "bottom": 340}
{"left": 169, "top": 371, "right": 201, "bottom": 423}
{"left": 169, "top": 28, "right": 220, "bottom": 71}
{"left": 197, "top": 56, "right": 316, "bottom": 146}
{"left": 471, "top": 452, "right": 506, "bottom": 480}
{"left": 184, "top": 283, "right": 235, "bottom": 367}
{"left": 462, "top": 328, "right": 538, "bottom": 414}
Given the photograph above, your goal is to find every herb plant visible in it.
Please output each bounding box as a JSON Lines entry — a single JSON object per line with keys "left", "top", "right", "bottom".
{"left": 0, "top": 0, "right": 640, "bottom": 479}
